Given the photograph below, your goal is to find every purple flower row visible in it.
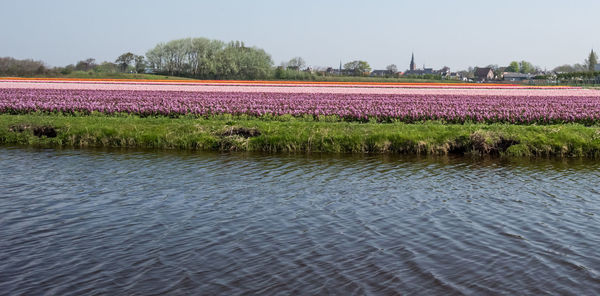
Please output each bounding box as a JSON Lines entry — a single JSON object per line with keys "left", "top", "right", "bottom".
{"left": 1, "top": 88, "right": 600, "bottom": 124}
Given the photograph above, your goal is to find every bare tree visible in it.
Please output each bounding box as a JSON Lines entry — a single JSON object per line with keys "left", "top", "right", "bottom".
{"left": 75, "top": 58, "right": 96, "bottom": 71}
{"left": 0, "top": 57, "right": 47, "bottom": 76}
{"left": 115, "top": 52, "right": 135, "bottom": 72}
{"left": 386, "top": 64, "right": 398, "bottom": 74}
{"left": 134, "top": 55, "right": 146, "bottom": 73}
{"left": 145, "top": 37, "right": 272, "bottom": 79}
{"left": 287, "top": 57, "right": 306, "bottom": 71}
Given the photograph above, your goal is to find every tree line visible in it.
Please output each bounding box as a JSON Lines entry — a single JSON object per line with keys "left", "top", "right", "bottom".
{"left": 2, "top": 38, "right": 598, "bottom": 81}
{"left": 0, "top": 56, "right": 120, "bottom": 76}
{"left": 0, "top": 57, "right": 49, "bottom": 76}
{"left": 0, "top": 37, "right": 380, "bottom": 80}
{"left": 0, "top": 38, "right": 276, "bottom": 80}
{"left": 146, "top": 38, "right": 273, "bottom": 79}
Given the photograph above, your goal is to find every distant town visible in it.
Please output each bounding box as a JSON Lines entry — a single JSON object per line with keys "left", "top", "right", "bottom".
{"left": 306, "top": 50, "right": 600, "bottom": 83}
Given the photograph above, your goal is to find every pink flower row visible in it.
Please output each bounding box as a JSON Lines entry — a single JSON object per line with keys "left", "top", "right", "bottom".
{"left": 1, "top": 80, "right": 597, "bottom": 97}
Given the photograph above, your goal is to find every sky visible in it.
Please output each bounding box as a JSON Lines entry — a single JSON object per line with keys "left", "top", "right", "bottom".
{"left": 1, "top": 0, "right": 599, "bottom": 71}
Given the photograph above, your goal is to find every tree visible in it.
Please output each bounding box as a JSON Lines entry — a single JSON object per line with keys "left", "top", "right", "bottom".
{"left": 95, "top": 62, "right": 119, "bottom": 73}
{"left": 115, "top": 52, "right": 135, "bottom": 72}
{"left": 553, "top": 63, "right": 588, "bottom": 73}
{"left": 146, "top": 43, "right": 166, "bottom": 71}
{"left": 493, "top": 67, "right": 506, "bottom": 78}
{"left": 457, "top": 70, "right": 470, "bottom": 79}
{"left": 386, "top": 64, "right": 398, "bottom": 75}
{"left": 573, "top": 63, "right": 587, "bottom": 72}
{"left": 0, "top": 57, "right": 48, "bottom": 76}
{"left": 519, "top": 60, "right": 534, "bottom": 74}
{"left": 134, "top": 55, "right": 146, "bottom": 73}
{"left": 145, "top": 37, "right": 271, "bottom": 79}
{"left": 274, "top": 66, "right": 285, "bottom": 79}
{"left": 343, "top": 60, "right": 371, "bottom": 76}
{"left": 214, "top": 41, "right": 273, "bottom": 79}
{"left": 506, "top": 61, "right": 520, "bottom": 73}
{"left": 75, "top": 58, "right": 96, "bottom": 71}
{"left": 585, "top": 49, "right": 598, "bottom": 72}
{"left": 60, "top": 64, "right": 75, "bottom": 75}
{"left": 287, "top": 57, "right": 306, "bottom": 71}
{"left": 190, "top": 38, "right": 224, "bottom": 77}
{"left": 466, "top": 66, "right": 475, "bottom": 78}
{"left": 553, "top": 64, "right": 570, "bottom": 73}
{"left": 553, "top": 64, "right": 574, "bottom": 73}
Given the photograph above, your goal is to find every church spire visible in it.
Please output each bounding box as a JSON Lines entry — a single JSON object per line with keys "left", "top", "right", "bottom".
{"left": 410, "top": 53, "right": 416, "bottom": 71}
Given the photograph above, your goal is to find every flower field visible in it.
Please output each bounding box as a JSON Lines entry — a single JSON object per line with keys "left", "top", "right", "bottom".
{"left": 1, "top": 79, "right": 599, "bottom": 124}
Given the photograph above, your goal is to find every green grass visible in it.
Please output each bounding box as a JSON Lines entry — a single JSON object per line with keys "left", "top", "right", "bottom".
{"left": 292, "top": 76, "right": 467, "bottom": 84}
{"left": 63, "top": 71, "right": 194, "bottom": 80}
{"left": 2, "top": 113, "right": 600, "bottom": 157}
{"left": 9, "top": 71, "right": 598, "bottom": 86}
{"left": 13, "top": 71, "right": 193, "bottom": 80}
{"left": 23, "top": 72, "right": 461, "bottom": 83}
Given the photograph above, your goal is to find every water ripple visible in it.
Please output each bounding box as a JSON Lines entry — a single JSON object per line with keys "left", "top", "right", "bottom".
{"left": 1, "top": 147, "right": 600, "bottom": 295}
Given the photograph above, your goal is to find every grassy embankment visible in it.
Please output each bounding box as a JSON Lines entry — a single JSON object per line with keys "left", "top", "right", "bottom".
{"left": 2, "top": 113, "right": 600, "bottom": 157}
{"left": 279, "top": 75, "right": 469, "bottom": 84}
{"left": 9, "top": 72, "right": 597, "bottom": 86}
{"left": 11, "top": 71, "right": 194, "bottom": 80}
{"left": 7, "top": 72, "right": 468, "bottom": 84}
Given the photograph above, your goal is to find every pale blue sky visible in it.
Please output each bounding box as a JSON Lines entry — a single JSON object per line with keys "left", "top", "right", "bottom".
{"left": 1, "top": 0, "right": 599, "bottom": 71}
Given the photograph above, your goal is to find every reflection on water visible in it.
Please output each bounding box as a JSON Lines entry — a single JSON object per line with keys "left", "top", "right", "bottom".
{"left": 1, "top": 147, "right": 599, "bottom": 295}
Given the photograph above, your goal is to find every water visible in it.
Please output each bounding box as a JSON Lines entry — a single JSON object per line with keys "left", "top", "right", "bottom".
{"left": 1, "top": 147, "right": 599, "bottom": 295}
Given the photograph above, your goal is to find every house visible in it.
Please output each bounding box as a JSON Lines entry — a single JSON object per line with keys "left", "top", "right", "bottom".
{"left": 370, "top": 70, "right": 390, "bottom": 77}
{"left": 325, "top": 67, "right": 345, "bottom": 75}
{"left": 503, "top": 72, "right": 533, "bottom": 81}
{"left": 404, "top": 68, "right": 435, "bottom": 75}
{"left": 439, "top": 66, "right": 451, "bottom": 76}
{"left": 447, "top": 72, "right": 463, "bottom": 80}
{"left": 474, "top": 67, "right": 494, "bottom": 81}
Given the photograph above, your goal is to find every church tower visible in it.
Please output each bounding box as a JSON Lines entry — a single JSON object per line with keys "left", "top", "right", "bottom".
{"left": 410, "top": 53, "right": 416, "bottom": 71}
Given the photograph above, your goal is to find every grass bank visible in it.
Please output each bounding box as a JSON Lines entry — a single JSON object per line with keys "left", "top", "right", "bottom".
{"left": 4, "top": 72, "right": 193, "bottom": 80}
{"left": 1, "top": 114, "right": 600, "bottom": 157}
{"left": 61, "top": 72, "right": 193, "bottom": 80}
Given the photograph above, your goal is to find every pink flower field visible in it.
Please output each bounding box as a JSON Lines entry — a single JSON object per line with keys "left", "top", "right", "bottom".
{"left": 1, "top": 79, "right": 600, "bottom": 124}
